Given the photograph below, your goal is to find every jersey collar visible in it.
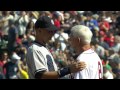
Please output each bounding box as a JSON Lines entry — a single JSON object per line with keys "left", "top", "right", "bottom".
{"left": 34, "top": 41, "right": 46, "bottom": 47}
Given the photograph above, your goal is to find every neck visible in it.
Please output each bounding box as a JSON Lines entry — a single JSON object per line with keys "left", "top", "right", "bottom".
{"left": 35, "top": 38, "right": 46, "bottom": 46}
{"left": 76, "top": 44, "right": 91, "bottom": 55}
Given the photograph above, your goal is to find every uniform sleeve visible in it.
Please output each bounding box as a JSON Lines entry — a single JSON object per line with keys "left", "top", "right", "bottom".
{"left": 26, "top": 48, "right": 47, "bottom": 77}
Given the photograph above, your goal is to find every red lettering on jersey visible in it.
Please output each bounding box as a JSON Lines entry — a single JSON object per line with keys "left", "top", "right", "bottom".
{"left": 98, "top": 61, "right": 102, "bottom": 79}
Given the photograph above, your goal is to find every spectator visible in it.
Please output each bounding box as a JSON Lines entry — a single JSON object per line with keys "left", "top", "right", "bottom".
{"left": 61, "top": 12, "right": 71, "bottom": 33}
{"left": 0, "top": 51, "right": 9, "bottom": 75}
{"left": 0, "top": 11, "right": 14, "bottom": 36}
{"left": 18, "top": 60, "right": 29, "bottom": 79}
{"left": 79, "top": 15, "right": 87, "bottom": 25}
{"left": 103, "top": 66, "right": 113, "bottom": 79}
{"left": 99, "top": 16, "right": 110, "bottom": 33}
{"left": 25, "top": 20, "right": 35, "bottom": 36}
{"left": 17, "top": 11, "right": 29, "bottom": 37}
{"left": 16, "top": 45, "right": 27, "bottom": 62}
{"left": 109, "top": 55, "right": 120, "bottom": 79}
{"left": 104, "top": 32, "right": 115, "bottom": 47}
{"left": 85, "top": 13, "right": 99, "bottom": 38}
{"left": 3, "top": 52, "right": 20, "bottom": 79}
{"left": 7, "top": 20, "right": 19, "bottom": 55}
{"left": 55, "top": 11, "right": 64, "bottom": 24}
{"left": 51, "top": 28, "right": 69, "bottom": 51}
{"left": 99, "top": 37, "right": 109, "bottom": 50}
{"left": 52, "top": 13, "right": 61, "bottom": 28}
{"left": 0, "top": 28, "right": 8, "bottom": 51}
{"left": 111, "top": 35, "right": 120, "bottom": 53}
{"left": 91, "top": 41, "right": 105, "bottom": 59}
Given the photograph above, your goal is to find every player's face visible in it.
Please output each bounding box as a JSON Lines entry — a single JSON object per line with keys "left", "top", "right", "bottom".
{"left": 68, "top": 35, "right": 79, "bottom": 49}
{"left": 44, "top": 30, "right": 56, "bottom": 42}
{"left": 37, "top": 29, "right": 55, "bottom": 43}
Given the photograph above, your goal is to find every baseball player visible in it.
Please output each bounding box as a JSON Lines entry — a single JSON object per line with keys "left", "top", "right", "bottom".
{"left": 69, "top": 25, "right": 103, "bottom": 79}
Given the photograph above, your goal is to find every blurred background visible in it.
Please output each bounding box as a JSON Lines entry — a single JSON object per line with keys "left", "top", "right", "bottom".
{"left": 0, "top": 11, "right": 120, "bottom": 79}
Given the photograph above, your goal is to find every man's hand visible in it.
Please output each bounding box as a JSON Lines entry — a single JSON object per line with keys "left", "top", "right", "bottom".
{"left": 68, "top": 61, "right": 86, "bottom": 73}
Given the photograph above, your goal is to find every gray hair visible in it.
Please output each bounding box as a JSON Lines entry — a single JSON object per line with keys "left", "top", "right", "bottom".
{"left": 71, "top": 25, "right": 93, "bottom": 44}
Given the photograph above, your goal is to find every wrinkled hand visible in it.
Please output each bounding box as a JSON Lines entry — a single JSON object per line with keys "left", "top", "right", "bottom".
{"left": 68, "top": 61, "right": 86, "bottom": 73}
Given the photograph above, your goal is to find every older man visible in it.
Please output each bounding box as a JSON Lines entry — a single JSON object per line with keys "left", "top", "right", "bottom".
{"left": 69, "top": 25, "right": 103, "bottom": 79}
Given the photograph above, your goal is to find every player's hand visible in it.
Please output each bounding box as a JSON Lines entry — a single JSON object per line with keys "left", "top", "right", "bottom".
{"left": 68, "top": 61, "right": 86, "bottom": 73}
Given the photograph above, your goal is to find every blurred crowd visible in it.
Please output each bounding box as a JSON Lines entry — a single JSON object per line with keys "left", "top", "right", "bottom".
{"left": 0, "top": 11, "right": 120, "bottom": 79}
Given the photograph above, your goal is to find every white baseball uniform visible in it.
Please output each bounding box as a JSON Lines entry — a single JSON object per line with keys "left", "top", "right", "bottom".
{"left": 74, "top": 49, "right": 103, "bottom": 79}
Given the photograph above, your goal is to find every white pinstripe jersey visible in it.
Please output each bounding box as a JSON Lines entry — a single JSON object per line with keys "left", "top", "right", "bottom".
{"left": 26, "top": 42, "right": 58, "bottom": 79}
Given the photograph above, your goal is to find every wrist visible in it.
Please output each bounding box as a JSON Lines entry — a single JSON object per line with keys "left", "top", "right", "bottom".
{"left": 57, "top": 67, "right": 71, "bottom": 78}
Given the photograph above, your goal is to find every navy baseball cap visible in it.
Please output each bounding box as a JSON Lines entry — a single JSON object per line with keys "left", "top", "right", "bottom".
{"left": 35, "top": 16, "right": 58, "bottom": 31}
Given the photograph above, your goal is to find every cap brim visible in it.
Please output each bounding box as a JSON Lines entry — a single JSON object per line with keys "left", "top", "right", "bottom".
{"left": 46, "top": 25, "right": 58, "bottom": 31}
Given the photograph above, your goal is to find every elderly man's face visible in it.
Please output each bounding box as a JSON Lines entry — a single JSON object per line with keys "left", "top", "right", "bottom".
{"left": 68, "top": 35, "right": 79, "bottom": 50}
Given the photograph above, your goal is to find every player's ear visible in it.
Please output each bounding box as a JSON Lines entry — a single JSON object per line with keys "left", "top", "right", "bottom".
{"left": 35, "top": 28, "right": 40, "bottom": 32}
